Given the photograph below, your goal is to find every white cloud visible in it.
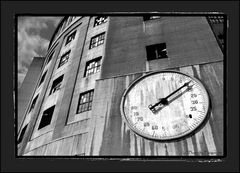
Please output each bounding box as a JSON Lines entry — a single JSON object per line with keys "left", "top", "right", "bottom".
{"left": 17, "top": 17, "right": 61, "bottom": 88}
{"left": 38, "top": 17, "right": 62, "bottom": 27}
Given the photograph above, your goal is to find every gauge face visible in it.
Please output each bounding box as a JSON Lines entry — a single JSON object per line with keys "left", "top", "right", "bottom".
{"left": 120, "top": 71, "right": 210, "bottom": 141}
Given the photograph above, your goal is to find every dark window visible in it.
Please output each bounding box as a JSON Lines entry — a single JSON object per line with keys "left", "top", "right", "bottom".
{"left": 58, "top": 51, "right": 70, "bottom": 68}
{"left": 38, "top": 71, "right": 47, "bottom": 87}
{"left": 38, "top": 106, "right": 55, "bottom": 130}
{"left": 65, "top": 30, "right": 76, "bottom": 45}
{"left": 84, "top": 57, "right": 102, "bottom": 77}
{"left": 77, "top": 90, "right": 94, "bottom": 113}
{"left": 89, "top": 32, "right": 105, "bottom": 49}
{"left": 17, "top": 124, "right": 28, "bottom": 144}
{"left": 146, "top": 43, "right": 168, "bottom": 60}
{"left": 29, "top": 95, "right": 39, "bottom": 113}
{"left": 94, "top": 16, "right": 107, "bottom": 27}
{"left": 143, "top": 16, "right": 161, "bottom": 21}
{"left": 47, "top": 51, "right": 54, "bottom": 64}
{"left": 49, "top": 75, "right": 64, "bottom": 95}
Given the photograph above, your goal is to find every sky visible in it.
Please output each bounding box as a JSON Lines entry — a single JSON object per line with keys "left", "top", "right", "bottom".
{"left": 17, "top": 16, "right": 62, "bottom": 88}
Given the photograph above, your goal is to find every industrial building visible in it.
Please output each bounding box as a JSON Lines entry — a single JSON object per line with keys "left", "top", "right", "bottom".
{"left": 17, "top": 15, "right": 224, "bottom": 156}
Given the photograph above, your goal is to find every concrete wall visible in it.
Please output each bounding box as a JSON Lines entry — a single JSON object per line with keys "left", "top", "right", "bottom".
{"left": 101, "top": 17, "right": 222, "bottom": 79}
{"left": 85, "top": 62, "right": 223, "bottom": 156}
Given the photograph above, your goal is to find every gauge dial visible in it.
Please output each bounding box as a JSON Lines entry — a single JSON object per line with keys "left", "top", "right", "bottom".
{"left": 120, "top": 71, "right": 210, "bottom": 140}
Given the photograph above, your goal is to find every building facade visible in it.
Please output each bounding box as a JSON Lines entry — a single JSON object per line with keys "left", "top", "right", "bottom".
{"left": 17, "top": 15, "right": 224, "bottom": 156}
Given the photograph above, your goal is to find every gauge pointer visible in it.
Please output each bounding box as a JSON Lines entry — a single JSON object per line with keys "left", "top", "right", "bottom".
{"left": 149, "top": 80, "right": 192, "bottom": 113}
{"left": 167, "top": 84, "right": 194, "bottom": 105}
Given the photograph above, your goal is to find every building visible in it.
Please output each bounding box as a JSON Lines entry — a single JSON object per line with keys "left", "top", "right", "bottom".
{"left": 17, "top": 15, "right": 224, "bottom": 156}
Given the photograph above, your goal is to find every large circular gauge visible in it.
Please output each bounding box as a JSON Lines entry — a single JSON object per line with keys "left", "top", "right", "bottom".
{"left": 120, "top": 70, "right": 210, "bottom": 141}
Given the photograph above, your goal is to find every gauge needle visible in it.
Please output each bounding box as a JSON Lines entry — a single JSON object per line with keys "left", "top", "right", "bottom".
{"left": 149, "top": 80, "right": 193, "bottom": 113}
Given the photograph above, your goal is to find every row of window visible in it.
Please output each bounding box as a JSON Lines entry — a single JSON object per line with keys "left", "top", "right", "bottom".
{"left": 20, "top": 16, "right": 169, "bottom": 142}
{"left": 52, "top": 16, "right": 107, "bottom": 47}
{"left": 37, "top": 30, "right": 106, "bottom": 89}
{"left": 31, "top": 42, "right": 167, "bottom": 115}
{"left": 32, "top": 42, "right": 168, "bottom": 129}
{"left": 36, "top": 89, "right": 94, "bottom": 130}
{"left": 23, "top": 18, "right": 108, "bottom": 134}
{"left": 30, "top": 43, "right": 167, "bottom": 116}
{"left": 26, "top": 72, "right": 95, "bottom": 132}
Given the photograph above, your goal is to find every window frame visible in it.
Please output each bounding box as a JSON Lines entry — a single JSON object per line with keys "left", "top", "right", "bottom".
{"left": 49, "top": 75, "right": 64, "bottom": 95}
{"left": 76, "top": 90, "right": 94, "bottom": 114}
{"left": 38, "top": 70, "right": 47, "bottom": 87}
{"left": 143, "top": 16, "right": 161, "bottom": 21}
{"left": 38, "top": 105, "right": 55, "bottom": 130}
{"left": 84, "top": 56, "right": 102, "bottom": 77}
{"left": 208, "top": 16, "right": 224, "bottom": 24}
{"left": 94, "top": 16, "right": 108, "bottom": 27}
{"left": 65, "top": 30, "right": 77, "bottom": 46}
{"left": 29, "top": 94, "right": 39, "bottom": 113}
{"left": 58, "top": 50, "right": 71, "bottom": 68}
{"left": 47, "top": 51, "right": 54, "bottom": 64}
{"left": 17, "top": 124, "right": 28, "bottom": 144}
{"left": 89, "top": 32, "right": 105, "bottom": 49}
{"left": 146, "top": 43, "right": 168, "bottom": 61}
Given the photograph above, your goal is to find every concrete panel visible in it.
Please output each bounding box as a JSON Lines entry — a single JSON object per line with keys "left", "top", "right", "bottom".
{"left": 86, "top": 62, "right": 223, "bottom": 156}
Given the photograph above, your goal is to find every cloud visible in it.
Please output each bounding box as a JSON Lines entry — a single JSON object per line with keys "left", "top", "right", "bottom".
{"left": 38, "top": 17, "right": 62, "bottom": 27}
{"left": 17, "top": 17, "right": 61, "bottom": 88}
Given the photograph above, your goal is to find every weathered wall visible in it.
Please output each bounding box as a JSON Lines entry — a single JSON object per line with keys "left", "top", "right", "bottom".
{"left": 101, "top": 16, "right": 222, "bottom": 79}
{"left": 86, "top": 62, "right": 223, "bottom": 156}
{"left": 23, "top": 62, "right": 223, "bottom": 156}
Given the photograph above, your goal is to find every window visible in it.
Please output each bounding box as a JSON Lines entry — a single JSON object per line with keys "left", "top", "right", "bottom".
{"left": 29, "top": 95, "right": 39, "bottom": 113}
{"left": 38, "top": 105, "right": 55, "bottom": 130}
{"left": 146, "top": 43, "right": 168, "bottom": 60}
{"left": 38, "top": 71, "right": 47, "bottom": 87}
{"left": 77, "top": 90, "right": 94, "bottom": 113}
{"left": 58, "top": 51, "right": 70, "bottom": 68}
{"left": 84, "top": 57, "right": 102, "bottom": 77}
{"left": 94, "top": 16, "right": 108, "bottom": 27}
{"left": 17, "top": 124, "right": 28, "bottom": 144}
{"left": 47, "top": 51, "right": 54, "bottom": 64}
{"left": 67, "top": 16, "right": 73, "bottom": 25}
{"left": 72, "top": 16, "right": 77, "bottom": 20}
{"left": 143, "top": 16, "right": 161, "bottom": 21}
{"left": 207, "top": 15, "right": 225, "bottom": 50}
{"left": 49, "top": 75, "right": 64, "bottom": 95}
{"left": 65, "top": 30, "right": 76, "bottom": 45}
{"left": 217, "top": 33, "right": 224, "bottom": 48}
{"left": 208, "top": 16, "right": 224, "bottom": 24}
{"left": 89, "top": 32, "right": 105, "bottom": 49}
{"left": 67, "top": 16, "right": 77, "bottom": 25}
